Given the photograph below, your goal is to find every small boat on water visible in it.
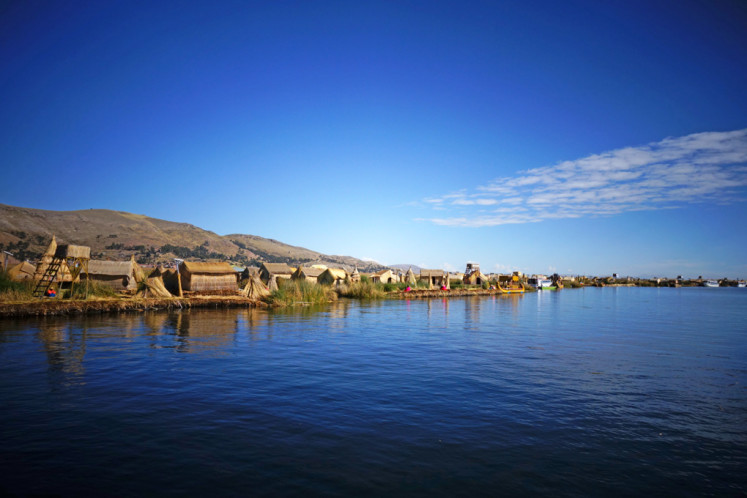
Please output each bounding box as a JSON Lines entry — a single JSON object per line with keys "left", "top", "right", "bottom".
{"left": 526, "top": 273, "right": 563, "bottom": 290}
{"left": 527, "top": 276, "right": 555, "bottom": 290}
{"left": 499, "top": 272, "right": 525, "bottom": 294}
{"left": 703, "top": 280, "right": 720, "bottom": 288}
{"left": 737, "top": 281, "right": 746, "bottom": 288}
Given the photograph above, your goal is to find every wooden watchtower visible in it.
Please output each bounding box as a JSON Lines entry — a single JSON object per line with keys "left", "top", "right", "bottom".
{"left": 33, "top": 244, "right": 91, "bottom": 298}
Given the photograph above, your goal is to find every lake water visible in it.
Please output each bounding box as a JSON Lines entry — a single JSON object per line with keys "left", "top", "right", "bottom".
{"left": 1, "top": 288, "right": 745, "bottom": 496}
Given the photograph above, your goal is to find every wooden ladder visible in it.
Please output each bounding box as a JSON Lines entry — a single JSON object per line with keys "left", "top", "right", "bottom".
{"left": 33, "top": 258, "right": 62, "bottom": 298}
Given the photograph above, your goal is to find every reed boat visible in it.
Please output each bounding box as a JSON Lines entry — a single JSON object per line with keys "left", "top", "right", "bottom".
{"left": 499, "top": 273, "right": 525, "bottom": 294}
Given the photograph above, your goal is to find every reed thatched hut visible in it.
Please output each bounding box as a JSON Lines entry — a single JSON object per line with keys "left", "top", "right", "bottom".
{"left": 259, "top": 263, "right": 294, "bottom": 284}
{"left": 403, "top": 267, "right": 417, "bottom": 285}
{"left": 33, "top": 235, "right": 74, "bottom": 283}
{"left": 160, "top": 268, "right": 181, "bottom": 295}
{"left": 318, "top": 268, "right": 348, "bottom": 286}
{"left": 290, "top": 265, "right": 325, "bottom": 283}
{"left": 241, "top": 273, "right": 270, "bottom": 300}
{"left": 83, "top": 256, "right": 143, "bottom": 291}
{"left": 240, "top": 266, "right": 260, "bottom": 280}
{"left": 136, "top": 266, "right": 173, "bottom": 298}
{"left": 463, "top": 271, "right": 488, "bottom": 286}
{"left": 350, "top": 267, "right": 361, "bottom": 283}
{"left": 179, "top": 261, "right": 238, "bottom": 292}
{"left": 372, "top": 269, "right": 398, "bottom": 284}
{"left": 419, "top": 269, "right": 449, "bottom": 289}
{"left": 7, "top": 261, "right": 36, "bottom": 281}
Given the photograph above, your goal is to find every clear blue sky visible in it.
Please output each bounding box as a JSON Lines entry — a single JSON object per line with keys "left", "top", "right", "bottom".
{"left": 2, "top": 0, "right": 746, "bottom": 278}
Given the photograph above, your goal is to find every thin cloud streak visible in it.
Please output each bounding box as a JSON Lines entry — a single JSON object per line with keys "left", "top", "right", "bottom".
{"left": 421, "top": 129, "right": 747, "bottom": 227}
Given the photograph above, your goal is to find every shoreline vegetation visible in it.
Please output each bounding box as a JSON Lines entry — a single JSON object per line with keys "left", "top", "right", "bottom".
{"left": 0, "top": 269, "right": 740, "bottom": 318}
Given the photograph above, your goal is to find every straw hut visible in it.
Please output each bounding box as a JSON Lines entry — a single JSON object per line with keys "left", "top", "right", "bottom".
{"left": 33, "top": 235, "right": 74, "bottom": 283}
{"left": 463, "top": 262, "right": 488, "bottom": 286}
{"left": 268, "top": 274, "right": 279, "bottom": 292}
{"left": 419, "top": 269, "right": 449, "bottom": 289}
{"left": 318, "top": 268, "right": 348, "bottom": 286}
{"left": 177, "top": 261, "right": 237, "bottom": 292}
{"left": 161, "top": 268, "right": 181, "bottom": 295}
{"left": 463, "top": 270, "right": 488, "bottom": 286}
{"left": 7, "top": 261, "right": 36, "bottom": 281}
{"left": 136, "top": 265, "right": 173, "bottom": 298}
{"left": 403, "top": 267, "right": 417, "bottom": 285}
{"left": 259, "top": 263, "right": 294, "bottom": 284}
{"left": 372, "top": 269, "right": 398, "bottom": 284}
{"left": 350, "top": 267, "right": 361, "bottom": 283}
{"left": 240, "top": 266, "right": 260, "bottom": 280}
{"left": 240, "top": 273, "right": 270, "bottom": 300}
{"left": 83, "top": 256, "right": 143, "bottom": 291}
{"left": 291, "top": 265, "right": 325, "bottom": 284}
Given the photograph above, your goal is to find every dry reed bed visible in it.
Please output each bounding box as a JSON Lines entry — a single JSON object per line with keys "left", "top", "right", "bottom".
{"left": 393, "top": 288, "right": 507, "bottom": 299}
{"left": 0, "top": 296, "right": 266, "bottom": 318}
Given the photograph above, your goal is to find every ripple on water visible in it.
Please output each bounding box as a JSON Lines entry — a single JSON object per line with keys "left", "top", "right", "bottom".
{"left": 0, "top": 289, "right": 745, "bottom": 496}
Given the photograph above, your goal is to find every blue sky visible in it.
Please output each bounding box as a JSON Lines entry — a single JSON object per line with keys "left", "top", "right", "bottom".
{"left": 2, "top": 0, "right": 746, "bottom": 278}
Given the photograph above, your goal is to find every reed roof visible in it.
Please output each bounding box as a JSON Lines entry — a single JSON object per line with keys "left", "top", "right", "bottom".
{"left": 261, "top": 263, "right": 294, "bottom": 275}
{"left": 293, "top": 266, "right": 325, "bottom": 278}
{"left": 54, "top": 244, "right": 91, "bottom": 259}
{"left": 180, "top": 261, "right": 236, "bottom": 274}
{"left": 241, "top": 273, "right": 270, "bottom": 300}
{"left": 325, "top": 268, "right": 348, "bottom": 279}
{"left": 8, "top": 261, "right": 35, "bottom": 280}
{"left": 86, "top": 260, "right": 135, "bottom": 277}
{"left": 420, "top": 269, "right": 446, "bottom": 277}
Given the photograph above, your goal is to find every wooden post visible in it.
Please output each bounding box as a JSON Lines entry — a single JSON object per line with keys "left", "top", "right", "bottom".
{"left": 174, "top": 259, "right": 184, "bottom": 297}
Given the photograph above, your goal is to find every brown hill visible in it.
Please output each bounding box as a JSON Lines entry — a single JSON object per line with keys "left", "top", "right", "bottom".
{"left": 0, "top": 204, "right": 384, "bottom": 271}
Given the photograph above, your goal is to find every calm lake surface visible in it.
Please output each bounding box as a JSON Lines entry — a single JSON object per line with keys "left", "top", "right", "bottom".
{"left": 1, "top": 288, "right": 745, "bottom": 496}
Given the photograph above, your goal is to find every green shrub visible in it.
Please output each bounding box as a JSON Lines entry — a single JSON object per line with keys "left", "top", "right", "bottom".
{"left": 71, "top": 281, "right": 119, "bottom": 299}
{"left": 265, "top": 279, "right": 336, "bottom": 306}
{"left": 336, "top": 281, "right": 385, "bottom": 299}
{"left": 0, "top": 269, "right": 34, "bottom": 301}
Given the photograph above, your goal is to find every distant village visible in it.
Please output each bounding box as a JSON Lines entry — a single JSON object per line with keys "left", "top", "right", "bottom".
{"left": 2, "top": 235, "right": 745, "bottom": 301}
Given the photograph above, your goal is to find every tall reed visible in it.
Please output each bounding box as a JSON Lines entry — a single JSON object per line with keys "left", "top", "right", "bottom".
{"left": 265, "top": 279, "right": 337, "bottom": 306}
{"left": 0, "top": 270, "right": 34, "bottom": 301}
{"left": 336, "top": 280, "right": 385, "bottom": 299}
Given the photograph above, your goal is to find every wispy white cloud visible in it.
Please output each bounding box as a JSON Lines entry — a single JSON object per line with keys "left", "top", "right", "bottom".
{"left": 420, "top": 129, "right": 747, "bottom": 227}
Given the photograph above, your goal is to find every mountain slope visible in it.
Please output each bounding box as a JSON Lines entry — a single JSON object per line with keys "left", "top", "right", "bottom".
{"left": 0, "top": 204, "right": 384, "bottom": 271}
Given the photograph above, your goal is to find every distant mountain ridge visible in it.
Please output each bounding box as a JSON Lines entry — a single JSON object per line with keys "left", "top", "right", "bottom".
{"left": 389, "top": 264, "right": 422, "bottom": 273}
{"left": 0, "top": 204, "right": 385, "bottom": 271}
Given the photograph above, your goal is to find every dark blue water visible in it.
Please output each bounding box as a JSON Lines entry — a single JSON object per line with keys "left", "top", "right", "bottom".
{"left": 1, "top": 288, "right": 745, "bottom": 496}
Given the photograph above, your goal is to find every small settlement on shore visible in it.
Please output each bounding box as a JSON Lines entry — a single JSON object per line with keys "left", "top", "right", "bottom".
{"left": 1, "top": 236, "right": 744, "bottom": 317}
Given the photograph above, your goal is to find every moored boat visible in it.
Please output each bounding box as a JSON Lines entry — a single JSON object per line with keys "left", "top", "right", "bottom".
{"left": 703, "top": 279, "right": 719, "bottom": 288}
{"left": 527, "top": 276, "right": 555, "bottom": 290}
{"left": 499, "top": 272, "right": 525, "bottom": 294}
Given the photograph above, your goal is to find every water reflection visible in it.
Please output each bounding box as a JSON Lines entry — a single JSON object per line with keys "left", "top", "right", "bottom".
{"left": 0, "top": 290, "right": 744, "bottom": 497}
{"left": 168, "top": 310, "right": 240, "bottom": 353}
{"left": 37, "top": 319, "right": 86, "bottom": 388}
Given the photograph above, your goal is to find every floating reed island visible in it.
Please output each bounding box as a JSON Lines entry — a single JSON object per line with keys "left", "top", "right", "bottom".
{"left": 1, "top": 237, "right": 744, "bottom": 317}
